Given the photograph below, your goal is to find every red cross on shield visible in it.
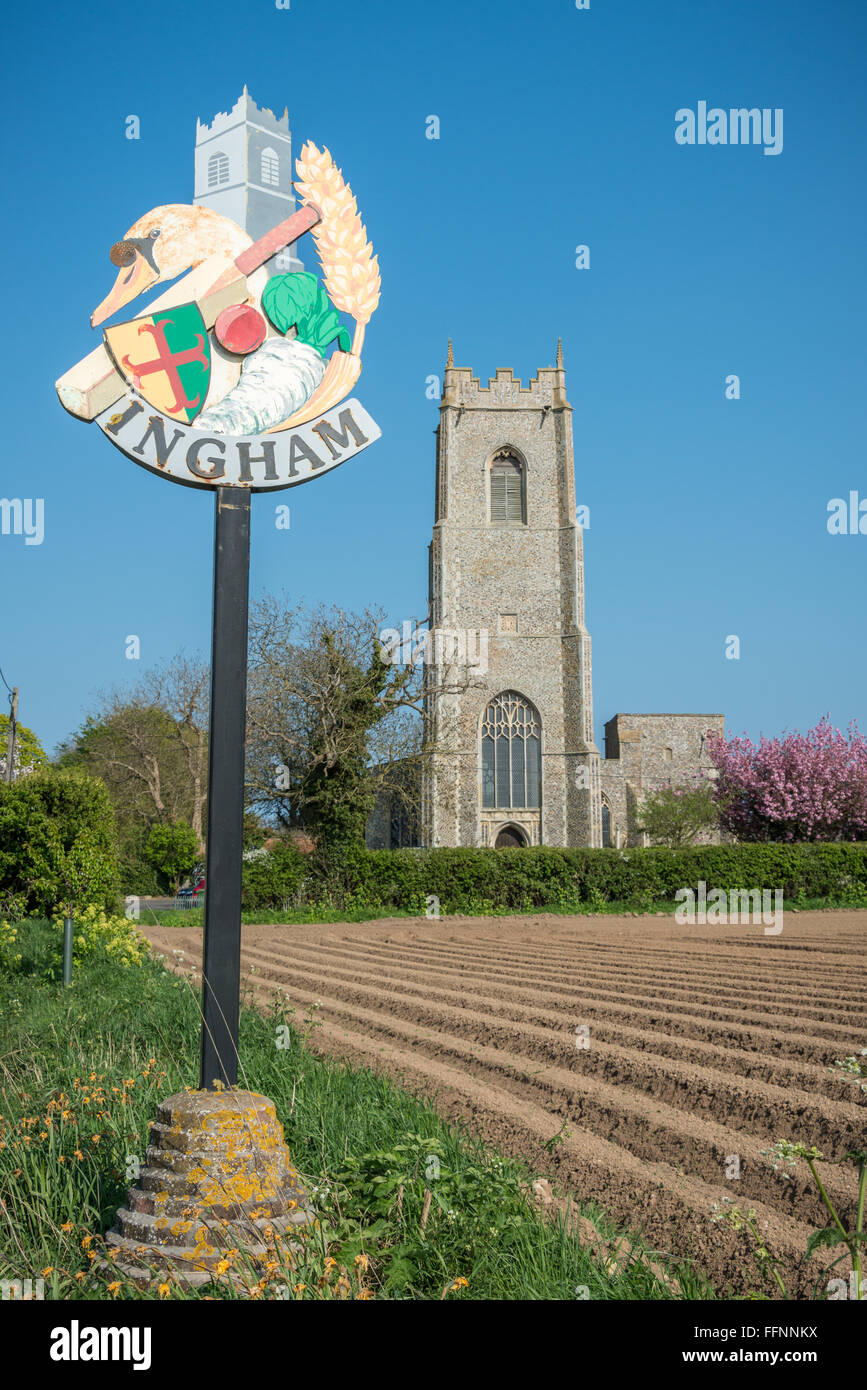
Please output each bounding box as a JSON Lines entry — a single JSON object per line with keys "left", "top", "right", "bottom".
{"left": 104, "top": 303, "right": 212, "bottom": 424}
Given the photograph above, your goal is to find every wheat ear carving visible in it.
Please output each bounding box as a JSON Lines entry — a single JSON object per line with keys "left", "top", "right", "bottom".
{"left": 294, "top": 142, "right": 381, "bottom": 357}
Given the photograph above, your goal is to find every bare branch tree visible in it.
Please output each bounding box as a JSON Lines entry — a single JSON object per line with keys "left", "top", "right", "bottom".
{"left": 245, "top": 596, "right": 481, "bottom": 837}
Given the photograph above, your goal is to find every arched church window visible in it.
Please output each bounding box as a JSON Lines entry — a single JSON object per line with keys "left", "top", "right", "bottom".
{"left": 489, "top": 449, "right": 526, "bottom": 525}
{"left": 601, "top": 800, "right": 612, "bottom": 847}
{"left": 208, "top": 152, "right": 230, "bottom": 188}
{"left": 481, "top": 692, "right": 541, "bottom": 809}
{"left": 261, "top": 147, "right": 279, "bottom": 187}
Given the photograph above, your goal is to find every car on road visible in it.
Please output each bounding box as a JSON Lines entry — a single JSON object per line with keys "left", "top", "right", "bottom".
{"left": 177, "top": 876, "right": 205, "bottom": 900}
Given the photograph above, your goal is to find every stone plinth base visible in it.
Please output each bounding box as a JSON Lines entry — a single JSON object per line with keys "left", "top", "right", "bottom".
{"left": 105, "top": 1089, "right": 315, "bottom": 1288}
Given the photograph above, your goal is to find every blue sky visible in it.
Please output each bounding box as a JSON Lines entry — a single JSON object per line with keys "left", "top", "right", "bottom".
{"left": 1, "top": 0, "right": 865, "bottom": 756}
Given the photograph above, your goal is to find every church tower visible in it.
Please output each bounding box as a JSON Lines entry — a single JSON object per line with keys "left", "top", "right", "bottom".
{"left": 423, "top": 345, "right": 603, "bottom": 849}
{"left": 194, "top": 88, "right": 304, "bottom": 276}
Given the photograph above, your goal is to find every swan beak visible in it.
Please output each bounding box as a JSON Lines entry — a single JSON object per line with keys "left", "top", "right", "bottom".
{"left": 91, "top": 252, "right": 158, "bottom": 327}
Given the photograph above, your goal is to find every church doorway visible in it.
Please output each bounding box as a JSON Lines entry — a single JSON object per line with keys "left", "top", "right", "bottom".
{"left": 494, "top": 825, "right": 527, "bottom": 848}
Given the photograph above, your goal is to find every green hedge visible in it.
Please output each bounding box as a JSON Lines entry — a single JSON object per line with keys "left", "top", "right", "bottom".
{"left": 336, "top": 843, "right": 867, "bottom": 914}
{"left": 235, "top": 842, "right": 867, "bottom": 914}
{"left": 241, "top": 843, "right": 307, "bottom": 910}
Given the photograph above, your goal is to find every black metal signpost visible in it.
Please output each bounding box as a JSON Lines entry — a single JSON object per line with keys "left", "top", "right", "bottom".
{"left": 199, "top": 488, "right": 251, "bottom": 1089}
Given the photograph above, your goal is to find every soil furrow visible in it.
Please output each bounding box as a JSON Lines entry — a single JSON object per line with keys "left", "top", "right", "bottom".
{"left": 141, "top": 909, "right": 866, "bottom": 1299}
{"left": 279, "top": 937, "right": 860, "bottom": 1024}
{"left": 240, "top": 953, "right": 863, "bottom": 1162}
{"left": 240, "top": 942, "right": 859, "bottom": 1101}
{"left": 255, "top": 938, "right": 863, "bottom": 1050}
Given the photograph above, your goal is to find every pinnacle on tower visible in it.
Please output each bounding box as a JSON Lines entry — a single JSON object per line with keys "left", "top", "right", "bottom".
{"left": 556, "top": 337, "right": 564, "bottom": 369}
{"left": 446, "top": 339, "right": 454, "bottom": 368}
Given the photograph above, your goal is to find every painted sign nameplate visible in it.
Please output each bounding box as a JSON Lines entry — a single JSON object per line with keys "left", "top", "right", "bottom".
{"left": 96, "top": 393, "right": 381, "bottom": 492}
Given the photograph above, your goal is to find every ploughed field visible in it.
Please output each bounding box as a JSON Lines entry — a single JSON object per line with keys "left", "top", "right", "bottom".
{"left": 143, "top": 912, "right": 867, "bottom": 1297}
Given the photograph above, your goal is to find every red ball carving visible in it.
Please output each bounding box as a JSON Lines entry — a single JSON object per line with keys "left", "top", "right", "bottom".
{"left": 214, "top": 304, "right": 268, "bottom": 355}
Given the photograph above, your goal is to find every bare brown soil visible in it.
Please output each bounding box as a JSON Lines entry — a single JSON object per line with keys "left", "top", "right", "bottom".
{"left": 142, "top": 910, "right": 867, "bottom": 1298}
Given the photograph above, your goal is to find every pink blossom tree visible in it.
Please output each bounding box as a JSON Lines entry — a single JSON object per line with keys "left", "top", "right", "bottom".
{"left": 705, "top": 716, "right": 867, "bottom": 842}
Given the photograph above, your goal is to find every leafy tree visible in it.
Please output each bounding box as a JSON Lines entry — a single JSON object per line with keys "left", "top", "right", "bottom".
{"left": 0, "top": 713, "right": 47, "bottom": 780}
{"left": 243, "top": 811, "right": 267, "bottom": 849}
{"left": 46, "top": 824, "right": 118, "bottom": 918}
{"left": 241, "top": 842, "right": 306, "bottom": 910}
{"left": 706, "top": 716, "right": 867, "bottom": 842}
{"left": 636, "top": 779, "right": 720, "bottom": 849}
{"left": 145, "top": 820, "right": 199, "bottom": 895}
{"left": 245, "top": 597, "right": 478, "bottom": 857}
{"left": 57, "top": 654, "right": 210, "bottom": 890}
{"left": 0, "top": 768, "right": 119, "bottom": 916}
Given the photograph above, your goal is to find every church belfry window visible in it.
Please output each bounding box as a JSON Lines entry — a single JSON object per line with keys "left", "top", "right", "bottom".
{"left": 261, "top": 147, "right": 279, "bottom": 186}
{"left": 489, "top": 449, "right": 526, "bottom": 525}
{"left": 481, "top": 692, "right": 541, "bottom": 809}
{"left": 208, "top": 151, "right": 229, "bottom": 187}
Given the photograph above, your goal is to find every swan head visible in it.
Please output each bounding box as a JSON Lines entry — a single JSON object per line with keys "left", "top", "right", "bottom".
{"left": 91, "top": 203, "right": 252, "bottom": 328}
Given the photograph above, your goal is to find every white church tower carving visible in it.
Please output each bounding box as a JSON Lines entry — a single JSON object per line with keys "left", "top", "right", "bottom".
{"left": 194, "top": 87, "right": 304, "bottom": 276}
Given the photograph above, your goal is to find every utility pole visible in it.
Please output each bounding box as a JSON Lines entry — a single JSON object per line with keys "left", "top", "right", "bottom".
{"left": 4, "top": 687, "right": 18, "bottom": 783}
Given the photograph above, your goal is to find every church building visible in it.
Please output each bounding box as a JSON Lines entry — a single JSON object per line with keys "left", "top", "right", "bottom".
{"left": 409, "top": 345, "right": 723, "bottom": 850}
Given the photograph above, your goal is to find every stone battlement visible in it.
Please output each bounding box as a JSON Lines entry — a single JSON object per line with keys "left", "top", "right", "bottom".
{"left": 442, "top": 361, "right": 568, "bottom": 410}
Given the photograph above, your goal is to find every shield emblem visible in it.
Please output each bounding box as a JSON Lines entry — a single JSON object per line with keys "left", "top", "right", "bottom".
{"left": 104, "top": 303, "right": 211, "bottom": 423}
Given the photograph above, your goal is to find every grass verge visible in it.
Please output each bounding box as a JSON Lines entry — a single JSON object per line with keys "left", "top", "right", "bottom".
{"left": 139, "top": 894, "right": 866, "bottom": 929}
